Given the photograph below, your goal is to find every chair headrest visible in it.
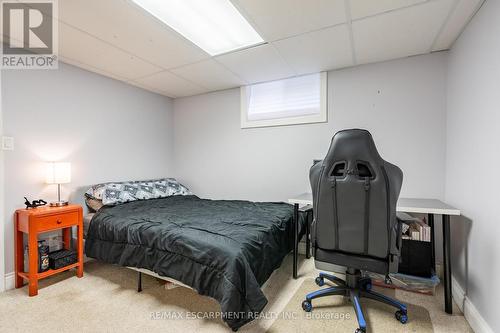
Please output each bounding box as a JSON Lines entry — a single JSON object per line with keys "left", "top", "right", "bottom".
{"left": 325, "top": 129, "right": 381, "bottom": 165}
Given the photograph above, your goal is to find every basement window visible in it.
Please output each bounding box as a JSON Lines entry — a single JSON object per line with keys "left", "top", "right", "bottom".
{"left": 241, "top": 72, "right": 327, "bottom": 128}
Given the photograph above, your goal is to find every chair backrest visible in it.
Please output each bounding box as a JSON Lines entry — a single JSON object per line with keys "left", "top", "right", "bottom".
{"left": 310, "top": 129, "right": 403, "bottom": 260}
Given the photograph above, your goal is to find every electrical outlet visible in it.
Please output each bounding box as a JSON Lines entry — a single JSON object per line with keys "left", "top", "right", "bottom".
{"left": 2, "top": 136, "right": 14, "bottom": 151}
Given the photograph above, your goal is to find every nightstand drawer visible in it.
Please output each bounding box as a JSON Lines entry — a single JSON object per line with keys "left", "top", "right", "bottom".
{"left": 36, "top": 212, "right": 79, "bottom": 231}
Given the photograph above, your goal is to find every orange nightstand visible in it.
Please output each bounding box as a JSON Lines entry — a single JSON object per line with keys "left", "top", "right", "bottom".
{"left": 15, "top": 204, "right": 84, "bottom": 296}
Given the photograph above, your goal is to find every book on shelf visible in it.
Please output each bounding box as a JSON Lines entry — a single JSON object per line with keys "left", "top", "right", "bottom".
{"left": 397, "top": 212, "right": 431, "bottom": 242}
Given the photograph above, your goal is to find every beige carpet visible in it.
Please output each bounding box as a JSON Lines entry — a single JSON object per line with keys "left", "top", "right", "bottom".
{"left": 269, "top": 279, "right": 432, "bottom": 332}
{"left": 0, "top": 256, "right": 473, "bottom": 333}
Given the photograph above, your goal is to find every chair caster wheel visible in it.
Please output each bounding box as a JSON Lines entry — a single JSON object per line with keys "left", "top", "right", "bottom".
{"left": 355, "top": 328, "right": 366, "bottom": 333}
{"left": 302, "top": 300, "right": 312, "bottom": 312}
{"left": 395, "top": 310, "right": 408, "bottom": 324}
{"left": 315, "top": 276, "right": 324, "bottom": 286}
{"left": 360, "top": 279, "right": 372, "bottom": 291}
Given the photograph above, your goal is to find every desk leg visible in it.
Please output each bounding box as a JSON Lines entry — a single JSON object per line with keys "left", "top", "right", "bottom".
{"left": 305, "top": 211, "right": 311, "bottom": 259}
{"left": 293, "top": 203, "right": 298, "bottom": 279}
{"left": 443, "top": 214, "right": 452, "bottom": 314}
{"left": 428, "top": 214, "right": 436, "bottom": 270}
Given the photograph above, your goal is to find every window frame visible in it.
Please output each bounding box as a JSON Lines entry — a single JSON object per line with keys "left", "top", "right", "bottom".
{"left": 240, "top": 72, "right": 328, "bottom": 129}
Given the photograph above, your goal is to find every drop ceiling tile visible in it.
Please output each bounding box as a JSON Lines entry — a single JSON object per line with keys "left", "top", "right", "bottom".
{"left": 171, "top": 59, "right": 246, "bottom": 91}
{"left": 59, "top": 23, "right": 162, "bottom": 80}
{"left": 350, "top": 0, "right": 428, "bottom": 20}
{"left": 57, "top": 0, "right": 209, "bottom": 69}
{"left": 215, "top": 44, "right": 295, "bottom": 84}
{"left": 233, "top": 0, "right": 346, "bottom": 41}
{"left": 432, "top": 0, "right": 483, "bottom": 51}
{"left": 59, "top": 55, "right": 127, "bottom": 82}
{"left": 352, "top": 0, "right": 455, "bottom": 65}
{"left": 273, "top": 24, "right": 353, "bottom": 75}
{"left": 133, "top": 71, "right": 208, "bottom": 98}
{"left": 60, "top": 56, "right": 171, "bottom": 97}
{"left": 60, "top": 59, "right": 172, "bottom": 97}
{"left": 125, "top": 80, "right": 172, "bottom": 97}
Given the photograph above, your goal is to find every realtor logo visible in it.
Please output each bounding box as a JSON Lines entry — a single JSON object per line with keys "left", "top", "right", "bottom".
{"left": 1, "top": 0, "right": 58, "bottom": 69}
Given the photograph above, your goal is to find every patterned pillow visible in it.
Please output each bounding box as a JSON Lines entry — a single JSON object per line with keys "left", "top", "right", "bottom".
{"left": 85, "top": 183, "right": 107, "bottom": 200}
{"left": 86, "top": 178, "right": 191, "bottom": 206}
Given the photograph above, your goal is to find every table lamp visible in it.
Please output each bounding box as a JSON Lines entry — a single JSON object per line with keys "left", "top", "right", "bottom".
{"left": 45, "top": 162, "right": 71, "bottom": 207}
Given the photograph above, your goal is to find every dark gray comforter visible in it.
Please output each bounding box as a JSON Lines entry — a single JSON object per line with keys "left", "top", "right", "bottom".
{"left": 85, "top": 195, "right": 305, "bottom": 330}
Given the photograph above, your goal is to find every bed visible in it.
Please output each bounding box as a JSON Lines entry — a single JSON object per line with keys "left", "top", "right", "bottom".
{"left": 81, "top": 183, "right": 306, "bottom": 331}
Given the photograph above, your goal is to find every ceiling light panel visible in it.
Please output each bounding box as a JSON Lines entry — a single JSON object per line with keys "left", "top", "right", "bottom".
{"left": 131, "top": 0, "right": 264, "bottom": 56}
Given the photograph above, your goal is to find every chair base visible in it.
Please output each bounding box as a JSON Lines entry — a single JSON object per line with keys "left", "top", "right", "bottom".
{"left": 302, "top": 269, "right": 408, "bottom": 333}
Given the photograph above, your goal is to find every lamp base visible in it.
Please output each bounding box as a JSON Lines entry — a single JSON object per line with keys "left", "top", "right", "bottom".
{"left": 49, "top": 201, "right": 69, "bottom": 207}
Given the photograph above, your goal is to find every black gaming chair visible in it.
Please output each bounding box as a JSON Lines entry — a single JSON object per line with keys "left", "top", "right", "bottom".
{"left": 303, "top": 129, "right": 407, "bottom": 333}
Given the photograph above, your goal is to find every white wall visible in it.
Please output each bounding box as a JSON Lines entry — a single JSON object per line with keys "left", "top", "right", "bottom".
{"left": 446, "top": 0, "right": 499, "bottom": 330}
{"left": 174, "top": 53, "right": 448, "bottom": 203}
{"left": 1, "top": 63, "right": 174, "bottom": 276}
{"left": 174, "top": 53, "right": 448, "bottom": 265}
{"left": 0, "top": 68, "right": 5, "bottom": 291}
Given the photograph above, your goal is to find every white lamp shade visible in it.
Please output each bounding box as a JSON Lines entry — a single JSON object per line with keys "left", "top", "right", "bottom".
{"left": 46, "top": 162, "right": 71, "bottom": 184}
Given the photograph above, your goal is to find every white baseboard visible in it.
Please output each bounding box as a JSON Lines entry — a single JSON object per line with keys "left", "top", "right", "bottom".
{"left": 5, "top": 272, "right": 15, "bottom": 291}
{"left": 463, "top": 296, "right": 494, "bottom": 333}
{"left": 452, "top": 275, "right": 465, "bottom": 312}
{"left": 451, "top": 275, "right": 493, "bottom": 333}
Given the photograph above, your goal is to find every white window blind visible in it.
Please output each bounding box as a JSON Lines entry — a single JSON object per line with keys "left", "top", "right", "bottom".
{"left": 241, "top": 72, "right": 327, "bottom": 128}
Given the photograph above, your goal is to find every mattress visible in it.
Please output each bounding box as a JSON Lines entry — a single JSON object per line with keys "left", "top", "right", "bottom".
{"left": 84, "top": 195, "right": 306, "bottom": 330}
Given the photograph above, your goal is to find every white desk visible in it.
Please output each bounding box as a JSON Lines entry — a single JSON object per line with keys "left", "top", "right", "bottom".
{"left": 288, "top": 193, "right": 460, "bottom": 315}
{"left": 289, "top": 193, "right": 461, "bottom": 216}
